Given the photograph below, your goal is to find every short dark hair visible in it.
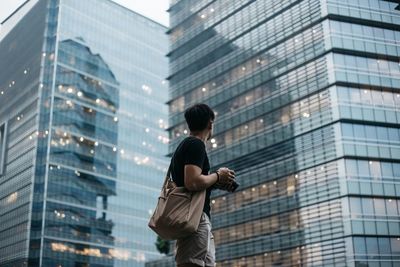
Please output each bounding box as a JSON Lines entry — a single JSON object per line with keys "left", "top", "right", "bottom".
{"left": 184, "top": 103, "right": 215, "bottom": 132}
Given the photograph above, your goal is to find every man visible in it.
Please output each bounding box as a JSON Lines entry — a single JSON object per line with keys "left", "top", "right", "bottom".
{"left": 171, "top": 103, "right": 236, "bottom": 267}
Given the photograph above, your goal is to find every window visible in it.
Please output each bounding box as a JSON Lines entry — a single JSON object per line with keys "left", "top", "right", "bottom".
{"left": 390, "top": 238, "right": 400, "bottom": 253}
{"left": 0, "top": 122, "right": 7, "bottom": 175}
{"left": 366, "top": 237, "right": 379, "bottom": 255}
{"left": 377, "top": 127, "right": 388, "bottom": 140}
{"left": 388, "top": 128, "right": 399, "bottom": 141}
{"left": 378, "top": 238, "right": 391, "bottom": 254}
{"left": 362, "top": 198, "right": 374, "bottom": 214}
{"left": 357, "top": 161, "right": 370, "bottom": 178}
{"left": 374, "top": 198, "right": 385, "bottom": 215}
{"left": 342, "top": 123, "right": 353, "bottom": 137}
{"left": 345, "top": 159, "right": 358, "bottom": 176}
{"left": 369, "top": 161, "right": 382, "bottom": 179}
{"left": 393, "top": 163, "right": 400, "bottom": 177}
{"left": 354, "top": 237, "right": 366, "bottom": 254}
{"left": 381, "top": 162, "right": 393, "bottom": 177}
{"left": 365, "top": 125, "right": 377, "bottom": 140}
{"left": 351, "top": 24, "right": 363, "bottom": 36}
{"left": 350, "top": 197, "right": 362, "bottom": 214}
{"left": 386, "top": 199, "right": 397, "bottom": 215}
{"left": 337, "top": 87, "right": 349, "bottom": 100}
{"left": 353, "top": 125, "right": 365, "bottom": 139}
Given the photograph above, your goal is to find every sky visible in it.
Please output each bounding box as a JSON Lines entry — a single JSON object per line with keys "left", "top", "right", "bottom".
{"left": 0, "top": 0, "right": 169, "bottom": 26}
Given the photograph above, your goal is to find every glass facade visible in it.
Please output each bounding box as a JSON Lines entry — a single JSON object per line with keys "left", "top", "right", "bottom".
{"left": 0, "top": 0, "right": 168, "bottom": 266}
{"left": 152, "top": 0, "right": 400, "bottom": 266}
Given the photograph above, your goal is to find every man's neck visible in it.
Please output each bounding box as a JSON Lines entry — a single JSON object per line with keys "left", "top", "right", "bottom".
{"left": 190, "top": 132, "right": 208, "bottom": 143}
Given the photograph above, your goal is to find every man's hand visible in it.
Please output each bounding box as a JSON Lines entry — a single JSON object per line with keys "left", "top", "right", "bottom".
{"left": 218, "top": 167, "right": 235, "bottom": 183}
{"left": 213, "top": 167, "right": 236, "bottom": 192}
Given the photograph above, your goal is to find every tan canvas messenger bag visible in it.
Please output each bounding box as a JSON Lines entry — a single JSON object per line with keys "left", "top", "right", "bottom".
{"left": 148, "top": 156, "right": 206, "bottom": 240}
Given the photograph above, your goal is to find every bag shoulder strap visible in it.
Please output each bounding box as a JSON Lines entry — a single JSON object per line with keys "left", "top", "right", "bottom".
{"left": 161, "top": 153, "right": 174, "bottom": 191}
{"left": 166, "top": 157, "right": 173, "bottom": 179}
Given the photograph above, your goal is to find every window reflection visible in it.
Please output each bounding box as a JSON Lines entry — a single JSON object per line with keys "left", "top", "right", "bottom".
{"left": 49, "top": 38, "right": 120, "bottom": 263}
{"left": 345, "top": 159, "right": 400, "bottom": 181}
{"left": 353, "top": 237, "right": 400, "bottom": 263}
{"left": 334, "top": 54, "right": 400, "bottom": 77}
{"left": 170, "top": 88, "right": 330, "bottom": 150}
{"left": 50, "top": 242, "right": 147, "bottom": 262}
{"left": 348, "top": 197, "right": 400, "bottom": 218}
{"left": 169, "top": 22, "right": 323, "bottom": 118}
{"left": 341, "top": 123, "right": 400, "bottom": 144}
{"left": 216, "top": 239, "right": 331, "bottom": 267}
{"left": 337, "top": 86, "right": 400, "bottom": 108}
{"left": 208, "top": 90, "right": 324, "bottom": 149}
{"left": 213, "top": 211, "right": 301, "bottom": 246}
{"left": 212, "top": 161, "right": 336, "bottom": 216}
{"left": 211, "top": 173, "right": 298, "bottom": 214}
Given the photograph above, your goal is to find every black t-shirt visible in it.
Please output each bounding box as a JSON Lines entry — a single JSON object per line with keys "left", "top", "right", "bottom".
{"left": 171, "top": 136, "right": 212, "bottom": 219}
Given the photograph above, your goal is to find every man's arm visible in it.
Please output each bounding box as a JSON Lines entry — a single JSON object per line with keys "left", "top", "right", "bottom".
{"left": 184, "top": 165, "right": 218, "bottom": 191}
{"left": 184, "top": 165, "right": 235, "bottom": 191}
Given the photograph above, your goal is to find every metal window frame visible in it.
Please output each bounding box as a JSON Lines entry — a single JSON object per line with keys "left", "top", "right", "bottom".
{"left": 0, "top": 121, "right": 7, "bottom": 175}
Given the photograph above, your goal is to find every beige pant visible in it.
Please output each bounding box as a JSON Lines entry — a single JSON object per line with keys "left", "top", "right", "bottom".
{"left": 175, "top": 212, "right": 216, "bottom": 267}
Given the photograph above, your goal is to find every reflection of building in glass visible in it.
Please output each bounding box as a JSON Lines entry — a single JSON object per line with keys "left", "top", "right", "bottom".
{"left": 0, "top": 0, "right": 168, "bottom": 266}
{"left": 147, "top": 0, "right": 400, "bottom": 266}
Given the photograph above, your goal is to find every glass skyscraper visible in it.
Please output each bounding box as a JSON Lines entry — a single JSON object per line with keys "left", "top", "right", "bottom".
{"left": 0, "top": 0, "right": 168, "bottom": 266}
{"left": 147, "top": 0, "right": 400, "bottom": 266}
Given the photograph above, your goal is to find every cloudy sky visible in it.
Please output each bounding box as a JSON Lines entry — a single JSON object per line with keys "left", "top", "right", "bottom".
{"left": 0, "top": 0, "right": 169, "bottom": 26}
